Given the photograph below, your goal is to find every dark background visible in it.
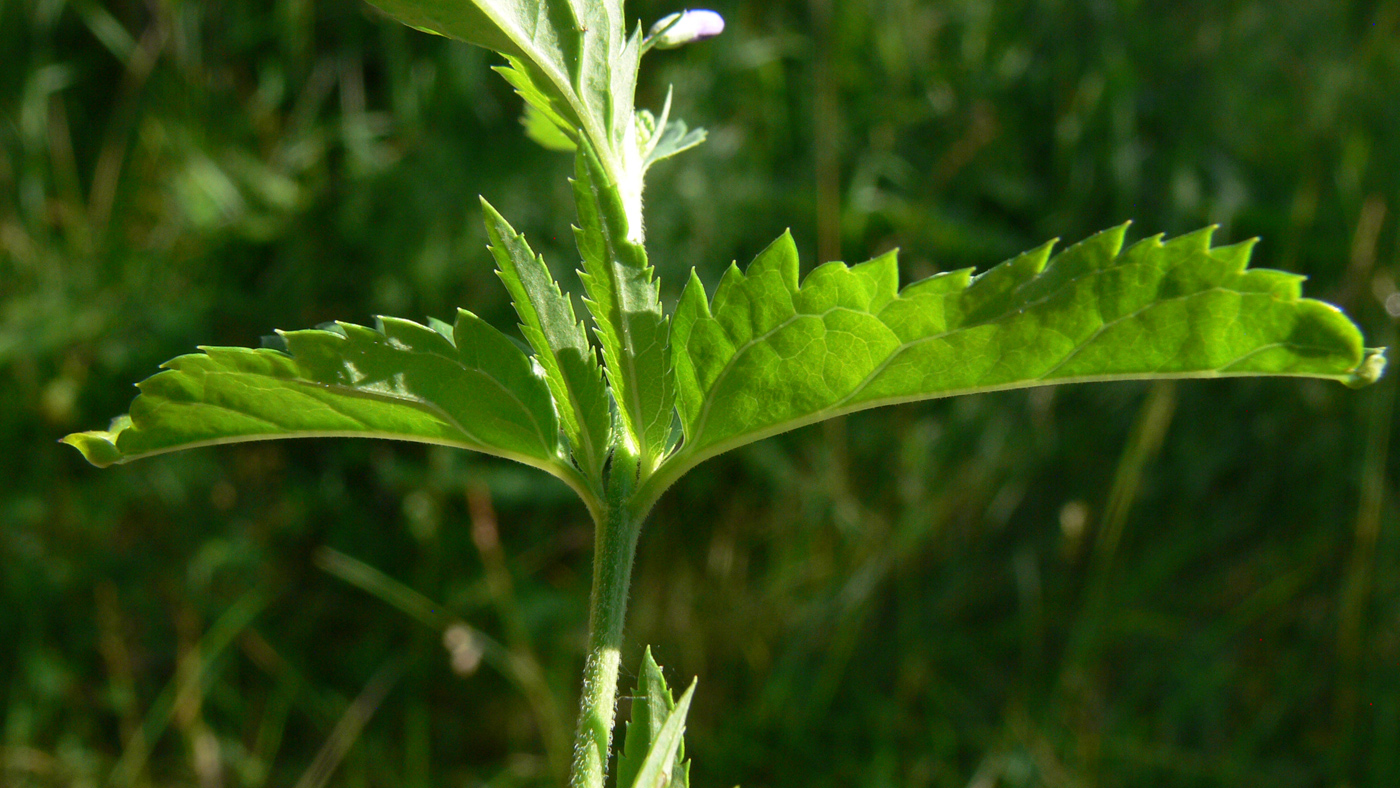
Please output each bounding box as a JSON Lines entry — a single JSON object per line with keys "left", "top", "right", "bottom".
{"left": 4, "top": 0, "right": 1398, "bottom": 786}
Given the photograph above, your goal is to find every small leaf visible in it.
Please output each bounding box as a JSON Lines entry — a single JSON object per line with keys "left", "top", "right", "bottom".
{"left": 617, "top": 648, "right": 690, "bottom": 788}
{"left": 572, "top": 139, "right": 674, "bottom": 471}
{"left": 658, "top": 226, "right": 1385, "bottom": 495}
{"left": 63, "top": 313, "right": 590, "bottom": 496}
{"left": 617, "top": 650, "right": 693, "bottom": 788}
{"left": 643, "top": 117, "right": 705, "bottom": 169}
{"left": 633, "top": 683, "right": 693, "bottom": 788}
{"left": 522, "top": 103, "right": 578, "bottom": 152}
{"left": 495, "top": 57, "right": 580, "bottom": 148}
{"left": 482, "top": 199, "right": 612, "bottom": 481}
{"left": 640, "top": 88, "right": 706, "bottom": 171}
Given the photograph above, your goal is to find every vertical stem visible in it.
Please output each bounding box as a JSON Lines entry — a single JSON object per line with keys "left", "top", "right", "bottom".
{"left": 568, "top": 482, "right": 643, "bottom": 788}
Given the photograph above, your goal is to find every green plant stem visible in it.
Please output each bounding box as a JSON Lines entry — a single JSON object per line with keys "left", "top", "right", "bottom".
{"left": 568, "top": 472, "right": 644, "bottom": 788}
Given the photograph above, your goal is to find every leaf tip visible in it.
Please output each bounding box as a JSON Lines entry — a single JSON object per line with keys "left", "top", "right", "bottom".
{"left": 479, "top": 197, "right": 509, "bottom": 237}
{"left": 677, "top": 677, "right": 697, "bottom": 705}
{"left": 1347, "top": 347, "right": 1388, "bottom": 388}
{"left": 1029, "top": 236, "right": 1059, "bottom": 261}
{"left": 676, "top": 268, "right": 712, "bottom": 322}
{"left": 778, "top": 227, "right": 798, "bottom": 252}
{"left": 61, "top": 426, "right": 125, "bottom": 468}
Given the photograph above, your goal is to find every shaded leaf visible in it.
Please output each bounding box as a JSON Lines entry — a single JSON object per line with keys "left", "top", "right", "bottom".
{"left": 643, "top": 117, "right": 705, "bottom": 170}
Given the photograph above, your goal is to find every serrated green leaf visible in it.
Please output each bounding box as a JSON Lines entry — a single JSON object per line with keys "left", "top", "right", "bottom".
{"left": 621, "top": 662, "right": 694, "bottom": 788}
{"left": 656, "top": 225, "right": 1385, "bottom": 498}
{"left": 482, "top": 198, "right": 612, "bottom": 482}
{"left": 495, "top": 56, "right": 581, "bottom": 147}
{"left": 62, "top": 312, "right": 590, "bottom": 496}
{"left": 572, "top": 139, "right": 673, "bottom": 471}
{"left": 364, "top": 0, "right": 637, "bottom": 179}
{"left": 617, "top": 648, "right": 689, "bottom": 788}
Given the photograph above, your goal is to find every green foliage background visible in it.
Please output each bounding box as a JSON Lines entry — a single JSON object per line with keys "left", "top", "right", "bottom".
{"left": 4, "top": 0, "right": 1398, "bottom": 785}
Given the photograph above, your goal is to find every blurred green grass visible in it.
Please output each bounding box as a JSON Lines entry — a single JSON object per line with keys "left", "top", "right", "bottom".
{"left": 3, "top": 0, "right": 1398, "bottom": 785}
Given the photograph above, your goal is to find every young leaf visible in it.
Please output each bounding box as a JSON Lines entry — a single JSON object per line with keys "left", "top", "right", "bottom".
{"left": 638, "top": 88, "right": 706, "bottom": 171}
{"left": 656, "top": 225, "right": 1384, "bottom": 497}
{"left": 616, "top": 648, "right": 690, "bottom": 788}
{"left": 642, "top": 116, "right": 705, "bottom": 170}
{"left": 62, "top": 313, "right": 591, "bottom": 497}
{"left": 572, "top": 140, "right": 674, "bottom": 471}
{"left": 618, "top": 658, "right": 694, "bottom": 788}
{"left": 482, "top": 198, "right": 612, "bottom": 482}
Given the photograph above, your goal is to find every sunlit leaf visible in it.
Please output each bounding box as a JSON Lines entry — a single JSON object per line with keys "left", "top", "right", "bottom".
{"left": 616, "top": 648, "right": 690, "bottom": 788}
{"left": 661, "top": 225, "right": 1385, "bottom": 485}
{"left": 482, "top": 199, "right": 612, "bottom": 481}
{"left": 364, "top": 0, "right": 638, "bottom": 178}
{"left": 63, "top": 313, "right": 584, "bottom": 490}
{"left": 616, "top": 650, "right": 692, "bottom": 788}
{"left": 572, "top": 139, "right": 673, "bottom": 470}
{"left": 522, "top": 103, "right": 578, "bottom": 151}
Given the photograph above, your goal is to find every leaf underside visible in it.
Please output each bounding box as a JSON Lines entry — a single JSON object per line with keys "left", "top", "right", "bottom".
{"left": 573, "top": 140, "right": 674, "bottom": 467}
{"left": 482, "top": 198, "right": 613, "bottom": 481}
{"left": 363, "top": 0, "right": 636, "bottom": 175}
{"left": 667, "top": 224, "right": 1385, "bottom": 465}
{"left": 62, "top": 312, "right": 568, "bottom": 476}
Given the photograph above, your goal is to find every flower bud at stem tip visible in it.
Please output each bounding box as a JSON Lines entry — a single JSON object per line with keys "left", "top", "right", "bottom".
{"left": 648, "top": 10, "right": 725, "bottom": 49}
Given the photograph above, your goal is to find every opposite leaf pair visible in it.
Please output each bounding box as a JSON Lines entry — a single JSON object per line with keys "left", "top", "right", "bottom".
{"left": 65, "top": 201, "right": 1385, "bottom": 523}
{"left": 66, "top": 0, "right": 1382, "bottom": 510}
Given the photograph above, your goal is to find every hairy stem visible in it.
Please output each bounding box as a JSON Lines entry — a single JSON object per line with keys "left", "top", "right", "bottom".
{"left": 568, "top": 473, "right": 643, "bottom": 788}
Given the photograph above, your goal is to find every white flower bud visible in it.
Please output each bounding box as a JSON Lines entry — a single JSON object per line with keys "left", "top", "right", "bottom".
{"left": 648, "top": 10, "right": 725, "bottom": 49}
